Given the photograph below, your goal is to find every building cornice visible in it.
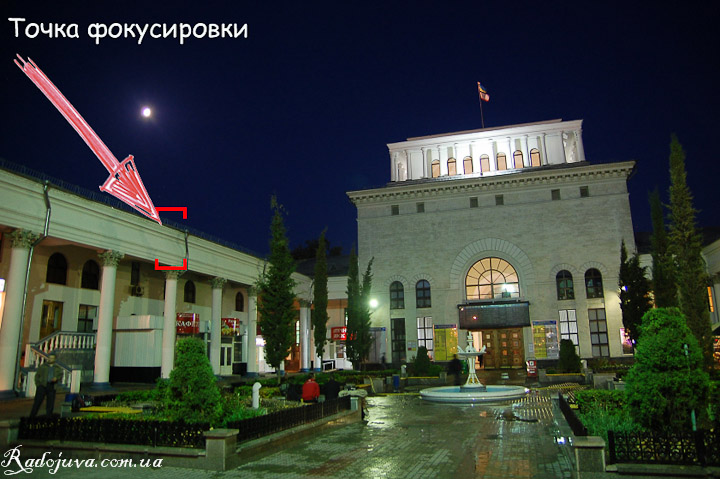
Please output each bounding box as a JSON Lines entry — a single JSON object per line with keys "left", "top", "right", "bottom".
{"left": 347, "top": 161, "right": 635, "bottom": 204}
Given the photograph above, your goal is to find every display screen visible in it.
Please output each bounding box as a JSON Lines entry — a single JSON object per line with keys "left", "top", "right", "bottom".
{"left": 458, "top": 302, "right": 530, "bottom": 329}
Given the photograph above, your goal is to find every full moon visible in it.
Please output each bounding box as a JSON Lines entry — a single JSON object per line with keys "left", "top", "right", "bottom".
{"left": 141, "top": 107, "right": 152, "bottom": 118}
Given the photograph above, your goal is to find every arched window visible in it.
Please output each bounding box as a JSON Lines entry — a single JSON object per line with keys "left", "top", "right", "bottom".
{"left": 46, "top": 253, "right": 67, "bottom": 285}
{"left": 556, "top": 270, "right": 575, "bottom": 300}
{"left": 496, "top": 153, "right": 507, "bottom": 171}
{"left": 416, "top": 280, "right": 431, "bottom": 308}
{"left": 184, "top": 280, "right": 196, "bottom": 303}
{"left": 463, "top": 157, "right": 473, "bottom": 174}
{"left": 466, "top": 257, "right": 519, "bottom": 300}
{"left": 390, "top": 281, "right": 404, "bottom": 309}
{"left": 447, "top": 158, "right": 457, "bottom": 176}
{"left": 480, "top": 154, "right": 490, "bottom": 172}
{"left": 513, "top": 150, "right": 523, "bottom": 169}
{"left": 235, "top": 292, "right": 244, "bottom": 312}
{"left": 530, "top": 148, "right": 541, "bottom": 167}
{"left": 431, "top": 160, "right": 440, "bottom": 178}
{"left": 585, "top": 269, "right": 604, "bottom": 298}
{"left": 81, "top": 260, "right": 100, "bottom": 290}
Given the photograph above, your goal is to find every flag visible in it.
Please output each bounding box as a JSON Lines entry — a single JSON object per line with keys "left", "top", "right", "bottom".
{"left": 477, "top": 82, "right": 490, "bottom": 102}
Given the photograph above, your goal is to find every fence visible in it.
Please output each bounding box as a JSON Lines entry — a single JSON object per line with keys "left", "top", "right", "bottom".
{"left": 608, "top": 429, "right": 720, "bottom": 467}
{"left": 17, "top": 396, "right": 352, "bottom": 449}
{"left": 232, "top": 396, "right": 352, "bottom": 443}
{"left": 557, "top": 392, "right": 587, "bottom": 436}
{"left": 19, "top": 416, "right": 208, "bottom": 448}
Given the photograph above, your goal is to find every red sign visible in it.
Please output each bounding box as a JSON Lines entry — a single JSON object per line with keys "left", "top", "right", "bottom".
{"left": 221, "top": 318, "right": 240, "bottom": 336}
{"left": 176, "top": 313, "right": 199, "bottom": 334}
{"left": 526, "top": 359, "right": 538, "bottom": 377}
{"left": 331, "top": 327, "right": 347, "bottom": 341}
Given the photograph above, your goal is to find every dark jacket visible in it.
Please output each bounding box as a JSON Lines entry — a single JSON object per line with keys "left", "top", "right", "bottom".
{"left": 35, "top": 362, "right": 63, "bottom": 387}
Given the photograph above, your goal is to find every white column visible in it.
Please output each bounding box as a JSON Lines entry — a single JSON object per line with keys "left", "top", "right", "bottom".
{"left": 0, "top": 230, "right": 39, "bottom": 395}
{"left": 93, "top": 250, "right": 123, "bottom": 389}
{"left": 506, "top": 137, "right": 513, "bottom": 168}
{"left": 300, "top": 301, "right": 311, "bottom": 372}
{"left": 488, "top": 139, "right": 497, "bottom": 171}
{"left": 522, "top": 135, "right": 530, "bottom": 167}
{"left": 404, "top": 150, "right": 412, "bottom": 179}
{"left": 420, "top": 147, "right": 427, "bottom": 178}
{"left": 161, "top": 270, "right": 181, "bottom": 378}
{"left": 210, "top": 277, "right": 226, "bottom": 375}
{"left": 246, "top": 289, "right": 259, "bottom": 377}
{"left": 575, "top": 130, "right": 586, "bottom": 162}
{"left": 541, "top": 133, "right": 548, "bottom": 165}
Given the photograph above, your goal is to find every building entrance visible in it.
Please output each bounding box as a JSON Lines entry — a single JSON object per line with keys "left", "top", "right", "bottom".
{"left": 481, "top": 328, "right": 524, "bottom": 369}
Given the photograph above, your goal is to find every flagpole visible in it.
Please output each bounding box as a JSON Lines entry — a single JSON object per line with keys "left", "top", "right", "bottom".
{"left": 479, "top": 99, "right": 485, "bottom": 129}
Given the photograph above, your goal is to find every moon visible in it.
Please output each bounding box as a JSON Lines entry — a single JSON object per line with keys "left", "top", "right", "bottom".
{"left": 141, "top": 107, "right": 152, "bottom": 118}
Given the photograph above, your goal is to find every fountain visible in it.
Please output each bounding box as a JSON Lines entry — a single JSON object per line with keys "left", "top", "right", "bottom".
{"left": 420, "top": 332, "right": 528, "bottom": 403}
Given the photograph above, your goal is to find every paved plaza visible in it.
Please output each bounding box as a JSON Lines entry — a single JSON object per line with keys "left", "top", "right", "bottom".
{"left": 7, "top": 391, "right": 576, "bottom": 478}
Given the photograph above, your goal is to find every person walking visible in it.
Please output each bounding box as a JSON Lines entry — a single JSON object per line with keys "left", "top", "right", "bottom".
{"left": 30, "top": 354, "right": 64, "bottom": 417}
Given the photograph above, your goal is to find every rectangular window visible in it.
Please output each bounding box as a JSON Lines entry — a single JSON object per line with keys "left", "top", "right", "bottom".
{"left": 551, "top": 189, "right": 561, "bottom": 201}
{"left": 495, "top": 194, "right": 504, "bottom": 206}
{"left": 416, "top": 202, "right": 425, "bottom": 213}
{"left": 580, "top": 186, "right": 589, "bottom": 198}
{"left": 391, "top": 205, "right": 399, "bottom": 216}
{"left": 470, "top": 197, "right": 478, "bottom": 208}
{"left": 417, "top": 316, "right": 434, "bottom": 359}
{"left": 588, "top": 308, "right": 609, "bottom": 357}
{"left": 131, "top": 262, "right": 140, "bottom": 285}
{"left": 77, "top": 304, "right": 97, "bottom": 333}
{"left": 558, "top": 309, "right": 579, "bottom": 347}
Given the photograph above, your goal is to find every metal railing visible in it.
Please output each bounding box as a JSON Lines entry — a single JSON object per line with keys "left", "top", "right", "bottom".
{"left": 608, "top": 429, "right": 719, "bottom": 466}
{"left": 557, "top": 392, "right": 588, "bottom": 436}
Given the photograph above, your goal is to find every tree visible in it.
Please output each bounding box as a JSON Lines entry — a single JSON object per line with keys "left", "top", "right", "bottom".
{"left": 166, "top": 337, "right": 223, "bottom": 424}
{"left": 557, "top": 339, "right": 582, "bottom": 373}
{"left": 312, "top": 230, "right": 329, "bottom": 363}
{"left": 345, "top": 248, "right": 374, "bottom": 370}
{"left": 619, "top": 240, "right": 652, "bottom": 346}
{"left": 649, "top": 189, "right": 677, "bottom": 307}
{"left": 257, "top": 196, "right": 297, "bottom": 383}
{"left": 667, "top": 135, "right": 713, "bottom": 368}
{"left": 625, "top": 308, "right": 710, "bottom": 431}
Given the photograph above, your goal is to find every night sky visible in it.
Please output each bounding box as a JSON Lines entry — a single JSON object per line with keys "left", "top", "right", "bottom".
{"left": 2, "top": 2, "right": 718, "bottom": 257}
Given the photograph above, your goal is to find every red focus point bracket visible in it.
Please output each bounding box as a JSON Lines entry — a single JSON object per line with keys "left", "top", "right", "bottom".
{"left": 154, "top": 206, "right": 189, "bottom": 270}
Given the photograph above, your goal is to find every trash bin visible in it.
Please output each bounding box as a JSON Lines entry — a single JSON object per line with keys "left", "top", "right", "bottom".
{"left": 392, "top": 374, "right": 400, "bottom": 392}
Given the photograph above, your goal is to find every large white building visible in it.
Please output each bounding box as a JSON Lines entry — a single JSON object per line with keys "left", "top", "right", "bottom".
{"left": 348, "top": 119, "right": 640, "bottom": 367}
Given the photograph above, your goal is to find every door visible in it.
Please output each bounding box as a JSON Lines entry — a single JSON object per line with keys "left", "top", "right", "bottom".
{"left": 220, "top": 338, "right": 233, "bottom": 375}
{"left": 481, "top": 328, "right": 524, "bottom": 369}
{"left": 391, "top": 318, "right": 406, "bottom": 365}
{"left": 40, "top": 300, "right": 63, "bottom": 338}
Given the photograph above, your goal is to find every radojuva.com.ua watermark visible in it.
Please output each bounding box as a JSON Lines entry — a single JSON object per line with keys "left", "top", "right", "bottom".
{"left": 2, "top": 446, "right": 163, "bottom": 475}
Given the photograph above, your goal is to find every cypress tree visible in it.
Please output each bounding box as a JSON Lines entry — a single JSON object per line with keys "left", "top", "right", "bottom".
{"left": 312, "top": 230, "right": 329, "bottom": 363}
{"left": 619, "top": 240, "right": 652, "bottom": 346}
{"left": 257, "top": 196, "right": 297, "bottom": 383}
{"left": 358, "top": 257, "right": 375, "bottom": 365}
{"left": 667, "top": 135, "right": 713, "bottom": 368}
{"left": 649, "top": 188, "right": 677, "bottom": 307}
{"left": 345, "top": 247, "right": 361, "bottom": 369}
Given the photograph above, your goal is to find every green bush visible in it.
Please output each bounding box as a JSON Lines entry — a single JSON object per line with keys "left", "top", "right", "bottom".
{"left": 412, "top": 347, "right": 432, "bottom": 376}
{"left": 165, "top": 338, "right": 223, "bottom": 425}
{"left": 115, "top": 390, "right": 156, "bottom": 403}
{"left": 709, "top": 381, "right": 720, "bottom": 424}
{"left": 558, "top": 339, "right": 582, "bottom": 373}
{"left": 575, "top": 390, "right": 626, "bottom": 414}
{"left": 579, "top": 405, "right": 642, "bottom": 445}
{"left": 625, "top": 308, "right": 711, "bottom": 432}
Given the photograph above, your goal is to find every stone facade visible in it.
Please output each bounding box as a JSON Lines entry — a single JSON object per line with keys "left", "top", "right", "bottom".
{"left": 349, "top": 119, "right": 637, "bottom": 365}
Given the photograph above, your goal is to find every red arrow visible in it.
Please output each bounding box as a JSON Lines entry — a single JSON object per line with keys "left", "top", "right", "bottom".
{"left": 14, "top": 55, "right": 162, "bottom": 225}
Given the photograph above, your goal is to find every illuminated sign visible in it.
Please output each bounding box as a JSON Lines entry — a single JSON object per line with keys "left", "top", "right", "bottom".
{"left": 331, "top": 327, "right": 347, "bottom": 341}
{"left": 176, "top": 312, "right": 199, "bottom": 334}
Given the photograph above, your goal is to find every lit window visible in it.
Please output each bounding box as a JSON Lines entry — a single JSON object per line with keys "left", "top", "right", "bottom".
{"left": 530, "top": 148, "right": 541, "bottom": 167}
{"left": 496, "top": 153, "right": 507, "bottom": 171}
{"left": 431, "top": 160, "right": 440, "bottom": 178}
{"left": 585, "top": 269, "right": 604, "bottom": 298}
{"left": 709, "top": 286, "right": 715, "bottom": 312}
{"left": 416, "top": 280, "right": 431, "bottom": 308}
{"left": 465, "top": 257, "right": 519, "bottom": 300}
{"left": 559, "top": 309, "right": 579, "bottom": 346}
{"left": 480, "top": 154, "right": 490, "bottom": 172}
{"left": 463, "top": 157, "right": 473, "bottom": 174}
{"left": 417, "top": 316, "right": 434, "bottom": 359}
{"left": 448, "top": 158, "right": 457, "bottom": 176}
{"left": 556, "top": 270, "right": 575, "bottom": 300}
{"left": 390, "top": 281, "right": 404, "bottom": 309}
{"left": 513, "top": 150, "right": 523, "bottom": 169}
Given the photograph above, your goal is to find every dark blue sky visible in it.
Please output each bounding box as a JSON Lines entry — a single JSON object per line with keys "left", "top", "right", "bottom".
{"left": 2, "top": 1, "right": 718, "bottom": 257}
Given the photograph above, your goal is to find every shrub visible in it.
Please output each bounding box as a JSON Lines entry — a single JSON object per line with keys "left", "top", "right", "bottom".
{"left": 575, "top": 390, "right": 626, "bottom": 414}
{"left": 558, "top": 339, "right": 582, "bottom": 373}
{"left": 412, "top": 346, "right": 432, "bottom": 376}
{"left": 625, "top": 308, "right": 710, "bottom": 432}
{"left": 165, "top": 338, "right": 223, "bottom": 425}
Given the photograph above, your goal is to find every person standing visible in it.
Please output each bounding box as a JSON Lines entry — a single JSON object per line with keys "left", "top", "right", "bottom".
{"left": 448, "top": 354, "right": 463, "bottom": 386}
{"left": 302, "top": 373, "right": 320, "bottom": 402}
{"left": 30, "top": 354, "right": 63, "bottom": 417}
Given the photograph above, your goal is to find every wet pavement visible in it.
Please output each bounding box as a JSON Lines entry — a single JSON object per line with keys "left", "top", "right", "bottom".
{"left": 7, "top": 390, "right": 576, "bottom": 478}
